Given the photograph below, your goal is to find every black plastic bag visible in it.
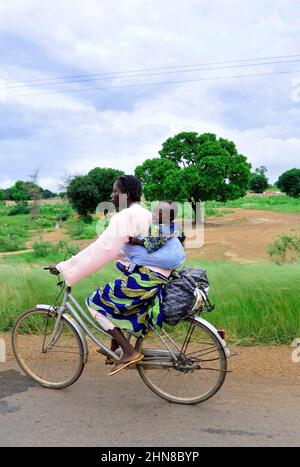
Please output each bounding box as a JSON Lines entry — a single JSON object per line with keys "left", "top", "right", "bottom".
{"left": 162, "top": 267, "right": 209, "bottom": 325}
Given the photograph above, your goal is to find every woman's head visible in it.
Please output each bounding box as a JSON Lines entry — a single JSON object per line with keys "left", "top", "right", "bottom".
{"left": 112, "top": 175, "right": 142, "bottom": 209}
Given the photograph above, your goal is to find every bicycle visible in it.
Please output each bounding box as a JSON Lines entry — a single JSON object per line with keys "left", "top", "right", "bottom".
{"left": 12, "top": 268, "right": 230, "bottom": 405}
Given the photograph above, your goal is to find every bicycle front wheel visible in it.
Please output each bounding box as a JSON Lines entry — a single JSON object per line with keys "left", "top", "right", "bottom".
{"left": 12, "top": 308, "right": 85, "bottom": 389}
{"left": 136, "top": 318, "right": 227, "bottom": 405}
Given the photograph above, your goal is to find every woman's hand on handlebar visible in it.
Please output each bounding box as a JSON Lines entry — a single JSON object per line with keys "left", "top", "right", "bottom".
{"left": 44, "top": 264, "right": 60, "bottom": 275}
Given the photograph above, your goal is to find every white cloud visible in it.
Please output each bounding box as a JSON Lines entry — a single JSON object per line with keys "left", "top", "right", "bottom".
{"left": 0, "top": 0, "right": 300, "bottom": 190}
{"left": 38, "top": 176, "right": 59, "bottom": 192}
{"left": 0, "top": 179, "right": 15, "bottom": 189}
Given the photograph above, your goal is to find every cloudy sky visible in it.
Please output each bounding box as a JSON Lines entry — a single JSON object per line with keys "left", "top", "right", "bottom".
{"left": 0, "top": 0, "right": 300, "bottom": 191}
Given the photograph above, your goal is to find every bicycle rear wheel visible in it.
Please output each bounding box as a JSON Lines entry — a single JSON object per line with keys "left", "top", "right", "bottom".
{"left": 12, "top": 308, "right": 85, "bottom": 389}
{"left": 136, "top": 318, "right": 227, "bottom": 405}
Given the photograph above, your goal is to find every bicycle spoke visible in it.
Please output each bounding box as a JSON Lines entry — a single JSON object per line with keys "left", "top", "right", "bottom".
{"left": 13, "top": 309, "right": 84, "bottom": 388}
{"left": 137, "top": 318, "right": 227, "bottom": 404}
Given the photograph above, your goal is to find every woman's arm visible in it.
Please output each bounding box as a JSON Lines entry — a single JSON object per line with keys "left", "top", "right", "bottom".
{"left": 56, "top": 205, "right": 151, "bottom": 286}
{"left": 56, "top": 221, "right": 127, "bottom": 286}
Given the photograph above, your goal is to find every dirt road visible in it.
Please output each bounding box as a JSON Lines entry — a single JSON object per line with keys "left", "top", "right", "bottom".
{"left": 1, "top": 336, "right": 299, "bottom": 447}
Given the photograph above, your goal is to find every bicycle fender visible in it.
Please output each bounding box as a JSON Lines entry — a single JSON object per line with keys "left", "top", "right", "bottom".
{"left": 192, "top": 315, "right": 230, "bottom": 358}
{"left": 35, "top": 304, "right": 89, "bottom": 363}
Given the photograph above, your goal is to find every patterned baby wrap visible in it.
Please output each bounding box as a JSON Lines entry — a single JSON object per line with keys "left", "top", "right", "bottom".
{"left": 86, "top": 261, "right": 169, "bottom": 335}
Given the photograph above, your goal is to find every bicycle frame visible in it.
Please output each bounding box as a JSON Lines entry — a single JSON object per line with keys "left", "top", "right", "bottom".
{"left": 36, "top": 285, "right": 229, "bottom": 367}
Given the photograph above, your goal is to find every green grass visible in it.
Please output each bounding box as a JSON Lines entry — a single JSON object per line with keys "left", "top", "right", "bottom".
{"left": 0, "top": 216, "right": 31, "bottom": 252}
{"left": 204, "top": 207, "right": 235, "bottom": 218}
{"left": 205, "top": 195, "right": 300, "bottom": 214}
{"left": 0, "top": 202, "right": 76, "bottom": 252}
{"left": 188, "top": 260, "right": 300, "bottom": 345}
{"left": 65, "top": 217, "right": 98, "bottom": 240}
{"left": 0, "top": 259, "right": 116, "bottom": 332}
{"left": 1, "top": 256, "right": 300, "bottom": 345}
{"left": 0, "top": 213, "right": 32, "bottom": 229}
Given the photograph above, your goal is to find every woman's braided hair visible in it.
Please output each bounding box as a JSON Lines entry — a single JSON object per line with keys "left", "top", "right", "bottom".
{"left": 117, "top": 175, "right": 142, "bottom": 202}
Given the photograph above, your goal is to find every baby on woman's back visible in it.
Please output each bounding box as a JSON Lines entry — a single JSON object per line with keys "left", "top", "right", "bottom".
{"left": 121, "top": 200, "right": 186, "bottom": 271}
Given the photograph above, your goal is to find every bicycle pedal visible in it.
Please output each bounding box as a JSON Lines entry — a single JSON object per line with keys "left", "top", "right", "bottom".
{"left": 105, "top": 358, "right": 116, "bottom": 365}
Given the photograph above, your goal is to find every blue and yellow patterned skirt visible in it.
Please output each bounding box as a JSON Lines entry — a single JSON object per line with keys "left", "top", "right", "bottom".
{"left": 86, "top": 261, "right": 169, "bottom": 335}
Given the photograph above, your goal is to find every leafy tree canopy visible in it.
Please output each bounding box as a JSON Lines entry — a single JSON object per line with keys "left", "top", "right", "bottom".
{"left": 7, "top": 181, "right": 31, "bottom": 202}
{"left": 255, "top": 166, "right": 268, "bottom": 176}
{"left": 42, "top": 189, "right": 57, "bottom": 199}
{"left": 2, "top": 181, "right": 56, "bottom": 201}
{"left": 277, "top": 168, "right": 300, "bottom": 198}
{"left": 67, "top": 167, "right": 124, "bottom": 221}
{"left": 249, "top": 167, "right": 269, "bottom": 193}
{"left": 135, "top": 132, "right": 252, "bottom": 211}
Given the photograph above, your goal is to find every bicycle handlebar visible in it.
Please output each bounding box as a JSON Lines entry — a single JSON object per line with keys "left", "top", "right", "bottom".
{"left": 43, "top": 266, "right": 60, "bottom": 276}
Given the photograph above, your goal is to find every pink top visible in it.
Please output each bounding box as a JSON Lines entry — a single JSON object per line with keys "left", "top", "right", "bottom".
{"left": 56, "top": 203, "right": 172, "bottom": 286}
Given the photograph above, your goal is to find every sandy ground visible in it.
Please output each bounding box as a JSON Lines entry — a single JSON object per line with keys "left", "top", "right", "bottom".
{"left": 186, "top": 208, "right": 300, "bottom": 263}
{"left": 1, "top": 332, "right": 298, "bottom": 379}
{"left": 0, "top": 332, "right": 299, "bottom": 447}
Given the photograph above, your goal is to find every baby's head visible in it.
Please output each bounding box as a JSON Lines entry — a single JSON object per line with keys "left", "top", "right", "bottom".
{"left": 152, "top": 200, "right": 178, "bottom": 224}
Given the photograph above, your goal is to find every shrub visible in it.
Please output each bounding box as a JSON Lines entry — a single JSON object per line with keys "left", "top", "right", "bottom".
{"left": 66, "top": 219, "right": 85, "bottom": 237}
{"left": 0, "top": 224, "right": 28, "bottom": 252}
{"left": 66, "top": 218, "right": 98, "bottom": 240}
{"left": 32, "top": 240, "right": 79, "bottom": 259}
{"left": 56, "top": 240, "right": 79, "bottom": 258}
{"left": 34, "top": 218, "right": 54, "bottom": 229}
{"left": 32, "top": 241, "right": 54, "bottom": 257}
{"left": 57, "top": 209, "right": 72, "bottom": 222}
{"left": 8, "top": 202, "right": 30, "bottom": 216}
{"left": 267, "top": 233, "right": 300, "bottom": 265}
{"left": 0, "top": 235, "right": 23, "bottom": 252}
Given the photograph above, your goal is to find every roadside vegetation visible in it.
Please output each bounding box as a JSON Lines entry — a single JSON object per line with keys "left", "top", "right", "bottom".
{"left": 1, "top": 256, "right": 299, "bottom": 345}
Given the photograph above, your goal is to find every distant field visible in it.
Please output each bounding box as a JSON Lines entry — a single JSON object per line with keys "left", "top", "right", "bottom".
{"left": 0, "top": 201, "right": 98, "bottom": 252}
{"left": 205, "top": 194, "right": 300, "bottom": 214}
{"left": 1, "top": 194, "right": 299, "bottom": 253}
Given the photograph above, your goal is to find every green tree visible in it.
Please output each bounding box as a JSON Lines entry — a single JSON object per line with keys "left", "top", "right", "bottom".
{"left": 41, "top": 189, "right": 57, "bottom": 199}
{"left": 4, "top": 180, "right": 44, "bottom": 202}
{"left": 0, "top": 189, "right": 4, "bottom": 202}
{"left": 3, "top": 188, "right": 12, "bottom": 200}
{"left": 9, "top": 181, "right": 30, "bottom": 202}
{"left": 67, "top": 167, "right": 124, "bottom": 221}
{"left": 249, "top": 167, "right": 269, "bottom": 193}
{"left": 87, "top": 167, "right": 124, "bottom": 200}
{"left": 255, "top": 166, "right": 268, "bottom": 176}
{"left": 135, "top": 132, "right": 251, "bottom": 217}
{"left": 277, "top": 169, "right": 300, "bottom": 198}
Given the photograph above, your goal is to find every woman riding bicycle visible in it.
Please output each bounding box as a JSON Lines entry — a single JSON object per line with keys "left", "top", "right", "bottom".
{"left": 53, "top": 175, "right": 185, "bottom": 375}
